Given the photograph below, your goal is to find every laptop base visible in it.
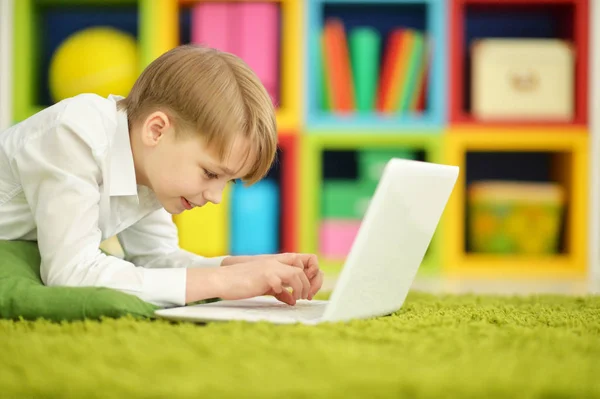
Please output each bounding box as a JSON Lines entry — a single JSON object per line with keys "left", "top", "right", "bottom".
{"left": 155, "top": 296, "right": 330, "bottom": 325}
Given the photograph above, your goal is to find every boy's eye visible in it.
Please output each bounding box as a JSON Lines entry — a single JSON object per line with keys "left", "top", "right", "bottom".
{"left": 203, "top": 169, "right": 219, "bottom": 179}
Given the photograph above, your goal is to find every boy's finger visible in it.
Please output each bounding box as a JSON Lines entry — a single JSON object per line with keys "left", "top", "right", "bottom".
{"left": 309, "top": 271, "right": 324, "bottom": 300}
{"left": 278, "top": 253, "right": 304, "bottom": 269}
{"left": 293, "top": 255, "right": 304, "bottom": 271}
{"left": 274, "top": 289, "right": 296, "bottom": 306}
{"left": 305, "top": 262, "right": 318, "bottom": 279}
{"left": 298, "top": 269, "right": 311, "bottom": 299}
{"left": 290, "top": 274, "right": 302, "bottom": 300}
{"left": 267, "top": 275, "right": 283, "bottom": 294}
{"left": 281, "top": 268, "right": 302, "bottom": 301}
{"left": 299, "top": 254, "right": 319, "bottom": 278}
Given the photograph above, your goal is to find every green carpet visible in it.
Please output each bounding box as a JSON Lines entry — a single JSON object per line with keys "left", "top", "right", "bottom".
{"left": 1, "top": 291, "right": 599, "bottom": 398}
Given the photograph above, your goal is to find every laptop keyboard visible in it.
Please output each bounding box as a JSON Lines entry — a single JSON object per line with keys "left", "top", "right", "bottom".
{"left": 238, "top": 301, "right": 328, "bottom": 321}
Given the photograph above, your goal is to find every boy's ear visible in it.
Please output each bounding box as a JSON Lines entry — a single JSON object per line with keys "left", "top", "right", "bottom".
{"left": 142, "top": 111, "right": 172, "bottom": 147}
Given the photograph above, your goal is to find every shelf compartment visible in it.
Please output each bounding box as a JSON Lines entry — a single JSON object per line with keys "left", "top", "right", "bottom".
{"left": 449, "top": 0, "right": 589, "bottom": 127}
{"left": 174, "top": 0, "right": 302, "bottom": 132}
{"left": 443, "top": 127, "right": 589, "bottom": 277}
{"left": 300, "top": 132, "right": 444, "bottom": 277}
{"left": 13, "top": 0, "right": 166, "bottom": 123}
{"left": 14, "top": 0, "right": 301, "bottom": 132}
{"left": 174, "top": 132, "right": 299, "bottom": 257}
{"left": 306, "top": 0, "right": 447, "bottom": 131}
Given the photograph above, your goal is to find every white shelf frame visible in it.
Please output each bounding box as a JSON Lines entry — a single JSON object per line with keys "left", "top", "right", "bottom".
{"left": 590, "top": 0, "right": 600, "bottom": 291}
{"left": 0, "top": 0, "right": 13, "bottom": 131}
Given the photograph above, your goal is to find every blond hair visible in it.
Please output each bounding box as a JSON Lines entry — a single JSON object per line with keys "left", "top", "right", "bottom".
{"left": 117, "top": 44, "right": 277, "bottom": 185}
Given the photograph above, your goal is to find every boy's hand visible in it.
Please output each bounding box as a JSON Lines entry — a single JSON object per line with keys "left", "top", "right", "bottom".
{"left": 221, "top": 253, "right": 324, "bottom": 302}
{"left": 211, "top": 259, "right": 313, "bottom": 305}
{"left": 268, "top": 253, "right": 323, "bottom": 301}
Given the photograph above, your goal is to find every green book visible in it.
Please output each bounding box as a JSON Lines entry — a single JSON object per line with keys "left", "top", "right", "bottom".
{"left": 359, "top": 149, "right": 417, "bottom": 185}
{"left": 321, "top": 180, "right": 375, "bottom": 219}
{"left": 349, "top": 27, "right": 381, "bottom": 112}
{"left": 319, "top": 30, "right": 332, "bottom": 111}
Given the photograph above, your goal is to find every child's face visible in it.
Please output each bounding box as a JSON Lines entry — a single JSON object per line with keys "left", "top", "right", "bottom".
{"left": 137, "top": 112, "right": 253, "bottom": 214}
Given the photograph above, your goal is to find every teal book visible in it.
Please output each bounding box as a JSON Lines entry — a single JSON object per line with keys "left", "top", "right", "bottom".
{"left": 398, "top": 30, "right": 425, "bottom": 113}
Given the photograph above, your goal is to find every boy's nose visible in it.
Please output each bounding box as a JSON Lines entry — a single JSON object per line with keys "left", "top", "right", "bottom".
{"left": 203, "top": 190, "right": 222, "bottom": 205}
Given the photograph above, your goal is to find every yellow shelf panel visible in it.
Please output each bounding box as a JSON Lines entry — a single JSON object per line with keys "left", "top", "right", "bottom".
{"left": 444, "top": 254, "right": 585, "bottom": 279}
{"left": 443, "top": 129, "right": 589, "bottom": 277}
{"left": 446, "top": 127, "right": 588, "bottom": 150}
{"left": 278, "top": 0, "right": 302, "bottom": 132}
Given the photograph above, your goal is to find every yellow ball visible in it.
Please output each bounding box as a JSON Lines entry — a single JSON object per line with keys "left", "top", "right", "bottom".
{"left": 49, "top": 27, "right": 139, "bottom": 103}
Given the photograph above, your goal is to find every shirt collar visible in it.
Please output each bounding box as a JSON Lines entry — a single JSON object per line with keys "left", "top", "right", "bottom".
{"left": 108, "top": 95, "right": 138, "bottom": 197}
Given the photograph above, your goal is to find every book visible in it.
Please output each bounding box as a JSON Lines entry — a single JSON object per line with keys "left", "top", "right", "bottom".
{"left": 191, "top": 3, "right": 233, "bottom": 52}
{"left": 233, "top": 3, "right": 280, "bottom": 105}
{"left": 322, "top": 18, "right": 355, "bottom": 112}
{"left": 349, "top": 27, "right": 381, "bottom": 112}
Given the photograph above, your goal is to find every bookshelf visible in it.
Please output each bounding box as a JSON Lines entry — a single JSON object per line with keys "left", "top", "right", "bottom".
{"left": 299, "top": 132, "right": 444, "bottom": 276}
{"left": 8, "top": 0, "right": 595, "bottom": 279}
{"left": 304, "top": 0, "right": 591, "bottom": 277}
{"left": 444, "top": 128, "right": 588, "bottom": 277}
{"left": 174, "top": 0, "right": 303, "bottom": 132}
{"left": 449, "top": 0, "right": 589, "bottom": 127}
{"left": 12, "top": 0, "right": 301, "bottom": 259}
{"left": 14, "top": 0, "right": 149, "bottom": 123}
{"left": 305, "top": 0, "right": 447, "bottom": 131}
{"left": 12, "top": 0, "right": 302, "bottom": 132}
{"left": 442, "top": 0, "right": 590, "bottom": 277}
{"left": 174, "top": 132, "right": 299, "bottom": 257}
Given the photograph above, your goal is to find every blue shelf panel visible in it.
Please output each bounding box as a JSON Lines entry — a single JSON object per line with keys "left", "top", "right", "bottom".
{"left": 305, "top": 111, "right": 443, "bottom": 132}
{"left": 305, "top": 0, "right": 447, "bottom": 131}
{"left": 316, "top": 0, "right": 438, "bottom": 3}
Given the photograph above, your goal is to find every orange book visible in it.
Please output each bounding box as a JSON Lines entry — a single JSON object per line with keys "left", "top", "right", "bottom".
{"left": 376, "top": 29, "right": 413, "bottom": 112}
{"left": 376, "top": 29, "right": 404, "bottom": 112}
{"left": 384, "top": 30, "right": 414, "bottom": 112}
{"left": 322, "top": 18, "right": 355, "bottom": 112}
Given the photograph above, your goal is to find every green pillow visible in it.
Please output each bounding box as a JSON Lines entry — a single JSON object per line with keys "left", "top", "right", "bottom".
{"left": 0, "top": 240, "right": 159, "bottom": 322}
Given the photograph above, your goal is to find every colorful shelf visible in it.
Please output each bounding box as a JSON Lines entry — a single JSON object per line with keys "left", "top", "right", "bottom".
{"left": 6, "top": 0, "right": 595, "bottom": 279}
{"left": 171, "top": 0, "right": 303, "bottom": 132}
{"left": 174, "top": 133, "right": 299, "bottom": 257}
{"left": 443, "top": 128, "right": 589, "bottom": 276}
{"left": 300, "top": 132, "right": 444, "bottom": 275}
{"left": 305, "top": 0, "right": 447, "bottom": 131}
{"left": 449, "top": 0, "right": 589, "bottom": 127}
{"left": 12, "top": 0, "right": 302, "bottom": 132}
{"left": 14, "top": 0, "right": 149, "bottom": 123}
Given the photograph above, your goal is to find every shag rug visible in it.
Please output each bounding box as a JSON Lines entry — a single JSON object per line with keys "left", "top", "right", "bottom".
{"left": 0, "top": 291, "right": 598, "bottom": 399}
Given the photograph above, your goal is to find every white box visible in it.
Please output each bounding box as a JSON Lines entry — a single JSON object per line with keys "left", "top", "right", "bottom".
{"left": 471, "top": 38, "right": 575, "bottom": 121}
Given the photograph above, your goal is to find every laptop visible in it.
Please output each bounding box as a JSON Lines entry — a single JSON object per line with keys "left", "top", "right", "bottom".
{"left": 155, "top": 158, "right": 459, "bottom": 325}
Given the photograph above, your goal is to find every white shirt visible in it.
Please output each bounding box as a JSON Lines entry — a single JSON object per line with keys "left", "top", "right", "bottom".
{"left": 0, "top": 93, "right": 227, "bottom": 307}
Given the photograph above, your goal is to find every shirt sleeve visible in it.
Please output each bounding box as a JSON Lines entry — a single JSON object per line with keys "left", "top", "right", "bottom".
{"left": 117, "top": 207, "right": 229, "bottom": 270}
{"left": 13, "top": 117, "right": 187, "bottom": 308}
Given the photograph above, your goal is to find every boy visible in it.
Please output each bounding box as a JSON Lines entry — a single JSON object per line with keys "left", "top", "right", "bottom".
{"left": 0, "top": 44, "right": 323, "bottom": 308}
